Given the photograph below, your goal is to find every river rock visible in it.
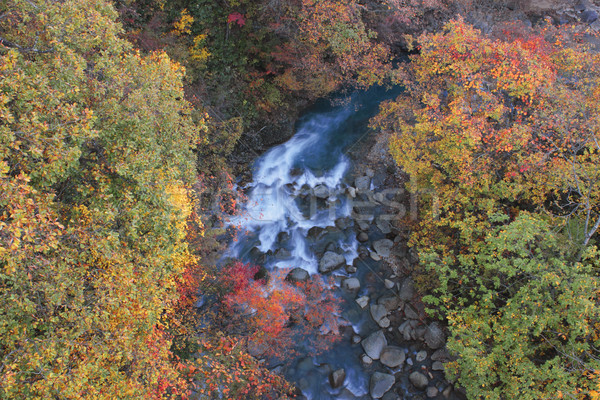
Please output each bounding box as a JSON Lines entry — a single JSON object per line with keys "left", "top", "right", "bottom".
{"left": 275, "top": 248, "right": 291, "bottom": 259}
{"left": 314, "top": 184, "right": 329, "bottom": 199}
{"left": 370, "top": 372, "right": 395, "bottom": 399}
{"left": 362, "top": 330, "right": 387, "bottom": 360}
{"left": 335, "top": 216, "right": 352, "bottom": 230}
{"left": 376, "top": 218, "right": 392, "bottom": 234}
{"left": 307, "top": 226, "right": 325, "bottom": 240}
{"left": 384, "top": 279, "right": 394, "bottom": 289}
{"left": 398, "top": 320, "right": 413, "bottom": 341}
{"left": 431, "top": 349, "right": 451, "bottom": 361}
{"left": 342, "top": 277, "right": 360, "bottom": 291}
{"left": 355, "top": 176, "right": 370, "bottom": 191}
{"left": 370, "top": 251, "right": 381, "bottom": 261}
{"left": 416, "top": 350, "right": 427, "bottom": 362}
{"left": 286, "top": 267, "right": 309, "bottom": 283}
{"left": 347, "top": 186, "right": 356, "bottom": 198}
{"left": 427, "top": 386, "right": 439, "bottom": 398}
{"left": 409, "top": 371, "right": 429, "bottom": 389}
{"left": 277, "top": 231, "right": 290, "bottom": 243}
{"left": 399, "top": 278, "right": 415, "bottom": 301}
{"left": 378, "top": 317, "right": 390, "bottom": 328}
{"left": 380, "top": 346, "right": 405, "bottom": 368}
{"left": 373, "top": 239, "right": 393, "bottom": 258}
{"left": 356, "top": 220, "right": 370, "bottom": 231}
{"left": 329, "top": 368, "right": 346, "bottom": 389}
{"left": 319, "top": 251, "right": 346, "bottom": 273}
{"left": 357, "top": 232, "right": 369, "bottom": 242}
{"left": 424, "top": 322, "right": 445, "bottom": 350}
{"left": 356, "top": 296, "right": 369, "bottom": 309}
{"left": 362, "top": 354, "right": 373, "bottom": 365}
{"left": 404, "top": 303, "right": 420, "bottom": 320}
{"left": 432, "top": 361, "right": 444, "bottom": 371}
{"left": 366, "top": 167, "right": 375, "bottom": 178}
{"left": 583, "top": 10, "right": 599, "bottom": 23}
{"left": 377, "top": 295, "right": 401, "bottom": 312}
{"left": 382, "top": 393, "right": 401, "bottom": 400}
{"left": 370, "top": 304, "right": 388, "bottom": 325}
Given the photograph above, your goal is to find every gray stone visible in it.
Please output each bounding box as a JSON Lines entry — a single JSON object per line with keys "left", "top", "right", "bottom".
{"left": 370, "top": 304, "right": 388, "bottom": 325}
{"left": 582, "top": 10, "right": 599, "bottom": 23}
{"left": 404, "top": 304, "right": 420, "bottom": 320}
{"left": 380, "top": 346, "right": 405, "bottom": 368}
{"left": 384, "top": 279, "right": 395, "bottom": 289}
{"left": 381, "top": 393, "right": 400, "bottom": 400}
{"left": 366, "top": 168, "right": 375, "bottom": 178}
{"left": 431, "top": 349, "right": 450, "bottom": 361}
{"left": 352, "top": 335, "right": 362, "bottom": 344}
{"left": 370, "top": 372, "right": 395, "bottom": 399}
{"left": 362, "top": 330, "right": 387, "bottom": 360}
{"left": 345, "top": 264, "right": 357, "bottom": 274}
{"left": 424, "top": 322, "right": 445, "bottom": 350}
{"left": 378, "top": 317, "right": 390, "bottom": 328}
{"left": 307, "top": 226, "right": 325, "bottom": 240}
{"left": 370, "top": 251, "right": 381, "bottom": 261}
{"left": 432, "top": 361, "right": 444, "bottom": 371}
{"left": 329, "top": 368, "right": 346, "bottom": 389}
{"left": 356, "top": 295, "right": 369, "bottom": 309}
{"left": 355, "top": 176, "right": 371, "bottom": 191}
{"left": 356, "top": 220, "right": 370, "bottom": 231}
{"left": 442, "top": 385, "right": 452, "bottom": 398}
{"left": 426, "top": 386, "right": 439, "bottom": 398}
{"left": 357, "top": 232, "right": 369, "bottom": 242}
{"left": 286, "top": 267, "right": 309, "bottom": 283}
{"left": 314, "top": 184, "right": 330, "bottom": 199}
{"left": 399, "top": 278, "right": 415, "bottom": 301}
{"left": 376, "top": 218, "right": 392, "bottom": 234}
{"left": 373, "top": 239, "right": 394, "bottom": 258}
{"left": 347, "top": 186, "right": 356, "bottom": 198}
{"left": 416, "top": 350, "right": 427, "bottom": 362}
{"left": 362, "top": 354, "right": 373, "bottom": 365}
{"left": 319, "top": 251, "right": 346, "bottom": 273}
{"left": 398, "top": 320, "right": 413, "bottom": 341}
{"left": 342, "top": 277, "right": 361, "bottom": 291}
{"left": 409, "top": 371, "right": 429, "bottom": 390}
{"left": 335, "top": 217, "right": 352, "bottom": 230}
{"left": 378, "top": 295, "right": 401, "bottom": 312}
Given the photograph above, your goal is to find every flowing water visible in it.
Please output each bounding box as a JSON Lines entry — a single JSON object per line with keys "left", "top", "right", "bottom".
{"left": 227, "top": 86, "right": 405, "bottom": 399}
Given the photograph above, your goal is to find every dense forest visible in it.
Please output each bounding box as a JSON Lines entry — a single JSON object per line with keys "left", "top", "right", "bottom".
{"left": 3, "top": 0, "right": 600, "bottom": 399}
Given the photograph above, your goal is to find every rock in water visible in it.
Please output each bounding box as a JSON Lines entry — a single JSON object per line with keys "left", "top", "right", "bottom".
{"left": 329, "top": 368, "right": 346, "bottom": 389}
{"left": 286, "top": 267, "right": 309, "bottom": 283}
{"left": 319, "top": 251, "right": 346, "bottom": 273}
{"left": 342, "top": 277, "right": 360, "bottom": 291}
{"left": 370, "top": 372, "right": 395, "bottom": 399}
{"left": 362, "top": 330, "right": 387, "bottom": 360}
{"left": 314, "top": 184, "right": 329, "bottom": 198}
{"left": 355, "top": 176, "right": 370, "bottom": 191}
{"left": 380, "top": 346, "right": 406, "bottom": 368}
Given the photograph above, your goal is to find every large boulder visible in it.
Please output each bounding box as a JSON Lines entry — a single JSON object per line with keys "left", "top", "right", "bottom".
{"left": 286, "top": 267, "right": 309, "bottom": 283}
{"left": 362, "top": 330, "right": 387, "bottom": 360}
{"left": 319, "top": 251, "right": 346, "bottom": 273}
{"left": 373, "top": 239, "right": 393, "bottom": 258}
{"left": 424, "top": 322, "right": 445, "bottom": 350}
{"left": 370, "top": 372, "right": 395, "bottom": 399}
{"left": 380, "top": 346, "right": 405, "bottom": 368}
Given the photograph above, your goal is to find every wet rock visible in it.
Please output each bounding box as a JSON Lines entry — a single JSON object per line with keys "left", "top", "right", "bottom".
{"left": 356, "top": 220, "right": 370, "bottom": 231}
{"left": 362, "top": 330, "right": 387, "bottom": 360}
{"left": 342, "top": 277, "right": 361, "bottom": 291}
{"left": 286, "top": 268, "right": 309, "bottom": 283}
{"left": 373, "top": 239, "right": 393, "bottom": 258}
{"left": 426, "top": 386, "right": 439, "bottom": 398}
{"left": 414, "top": 327, "right": 427, "bottom": 342}
{"left": 277, "top": 231, "right": 290, "bottom": 243}
{"left": 275, "top": 248, "right": 291, "bottom": 259}
{"left": 345, "top": 264, "right": 357, "bottom": 274}
{"left": 384, "top": 279, "right": 395, "bottom": 289}
{"left": 335, "top": 216, "right": 352, "bottom": 230}
{"left": 442, "top": 385, "right": 453, "bottom": 398}
{"left": 307, "top": 226, "right": 325, "bottom": 240}
{"left": 356, "top": 296, "right": 369, "bottom": 309}
{"left": 370, "top": 304, "right": 388, "bottom": 325}
{"left": 314, "top": 184, "right": 330, "bottom": 199}
{"left": 424, "top": 322, "right": 445, "bottom": 350}
{"left": 370, "top": 372, "right": 395, "bottom": 399}
{"left": 376, "top": 218, "right": 392, "bottom": 234}
{"left": 416, "top": 350, "right": 427, "bottom": 362}
{"left": 329, "top": 368, "right": 346, "bottom": 389}
{"left": 362, "top": 354, "right": 373, "bottom": 365}
{"left": 380, "top": 346, "right": 405, "bottom": 368}
{"left": 319, "top": 251, "right": 346, "bottom": 273}
{"left": 347, "top": 186, "right": 356, "bottom": 198}
{"left": 352, "top": 335, "right": 362, "bottom": 344}
{"left": 290, "top": 167, "right": 303, "bottom": 177}
{"left": 366, "top": 167, "right": 375, "bottom": 178}
{"left": 399, "top": 278, "right": 415, "bottom": 301}
{"left": 398, "top": 320, "right": 413, "bottom": 341}
{"left": 370, "top": 251, "right": 382, "bottom": 261}
{"left": 409, "top": 371, "right": 429, "bottom": 390}
{"left": 373, "top": 192, "right": 385, "bottom": 203}
{"left": 357, "top": 232, "right": 369, "bottom": 242}
{"left": 432, "top": 361, "right": 444, "bottom": 371}
{"left": 355, "top": 176, "right": 371, "bottom": 191}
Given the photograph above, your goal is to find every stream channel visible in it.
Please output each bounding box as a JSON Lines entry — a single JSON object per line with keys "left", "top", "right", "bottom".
{"left": 226, "top": 87, "right": 459, "bottom": 399}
